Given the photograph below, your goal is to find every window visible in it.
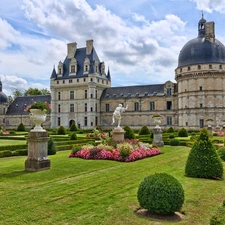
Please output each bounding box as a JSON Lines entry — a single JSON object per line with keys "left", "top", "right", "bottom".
{"left": 58, "top": 92, "right": 61, "bottom": 100}
{"left": 84, "top": 117, "right": 88, "bottom": 126}
{"left": 70, "top": 90, "right": 74, "bottom": 99}
{"left": 209, "top": 64, "right": 212, "bottom": 69}
{"left": 91, "top": 107, "right": 93, "bottom": 112}
{"left": 166, "top": 88, "right": 172, "bottom": 96}
{"left": 199, "top": 86, "right": 202, "bottom": 91}
{"left": 106, "top": 104, "right": 109, "bottom": 112}
{"left": 166, "top": 101, "right": 172, "bottom": 110}
{"left": 58, "top": 104, "right": 61, "bottom": 113}
{"left": 90, "top": 78, "right": 93, "bottom": 82}
{"left": 188, "top": 66, "right": 190, "bottom": 71}
{"left": 59, "top": 68, "right": 62, "bottom": 74}
{"left": 95, "top": 90, "right": 97, "bottom": 99}
{"left": 70, "top": 104, "right": 74, "bottom": 112}
{"left": 85, "top": 90, "right": 87, "bottom": 99}
{"left": 186, "top": 122, "right": 188, "bottom": 126}
{"left": 198, "top": 65, "right": 201, "bottom": 70}
{"left": 220, "top": 65, "right": 222, "bottom": 69}
{"left": 91, "top": 94, "right": 93, "bottom": 98}
{"left": 200, "top": 103, "right": 203, "bottom": 108}
{"left": 95, "top": 103, "right": 97, "bottom": 112}
{"left": 180, "top": 68, "right": 182, "bottom": 72}
{"left": 71, "top": 65, "right": 75, "bottom": 73}
{"left": 57, "top": 81, "right": 59, "bottom": 84}
{"left": 83, "top": 78, "right": 86, "bottom": 82}
{"left": 150, "top": 102, "right": 155, "bottom": 111}
{"left": 200, "top": 119, "right": 204, "bottom": 128}
{"left": 95, "top": 116, "right": 98, "bottom": 126}
{"left": 167, "top": 117, "right": 172, "bottom": 126}
{"left": 77, "top": 79, "right": 79, "bottom": 82}
{"left": 95, "top": 65, "right": 98, "bottom": 73}
{"left": 63, "top": 80, "right": 65, "bottom": 84}
{"left": 134, "top": 102, "right": 139, "bottom": 111}
{"left": 58, "top": 117, "right": 61, "bottom": 126}
{"left": 85, "top": 103, "right": 87, "bottom": 112}
{"left": 69, "top": 79, "right": 72, "bottom": 83}
{"left": 85, "top": 65, "right": 88, "bottom": 72}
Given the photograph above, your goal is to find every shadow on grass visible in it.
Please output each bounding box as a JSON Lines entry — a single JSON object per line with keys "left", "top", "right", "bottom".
{"left": 134, "top": 208, "right": 184, "bottom": 222}
{"left": 0, "top": 170, "right": 34, "bottom": 179}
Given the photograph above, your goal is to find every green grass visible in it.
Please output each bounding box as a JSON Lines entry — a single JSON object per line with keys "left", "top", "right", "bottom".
{"left": 0, "top": 146, "right": 225, "bottom": 224}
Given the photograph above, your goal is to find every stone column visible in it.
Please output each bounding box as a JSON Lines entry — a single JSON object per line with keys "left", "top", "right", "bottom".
{"left": 25, "top": 131, "right": 50, "bottom": 172}
{"left": 112, "top": 127, "right": 125, "bottom": 142}
{"left": 152, "top": 127, "right": 164, "bottom": 147}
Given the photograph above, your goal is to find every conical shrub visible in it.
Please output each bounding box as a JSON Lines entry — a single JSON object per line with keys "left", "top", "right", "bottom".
{"left": 185, "top": 128, "right": 223, "bottom": 179}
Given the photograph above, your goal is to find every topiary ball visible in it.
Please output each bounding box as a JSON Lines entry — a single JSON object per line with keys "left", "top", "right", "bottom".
{"left": 137, "top": 173, "right": 184, "bottom": 215}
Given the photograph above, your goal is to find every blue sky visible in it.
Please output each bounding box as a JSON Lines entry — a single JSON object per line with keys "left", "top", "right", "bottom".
{"left": 0, "top": 0, "right": 225, "bottom": 96}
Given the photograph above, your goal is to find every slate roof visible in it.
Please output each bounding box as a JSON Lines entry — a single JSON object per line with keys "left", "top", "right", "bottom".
{"left": 101, "top": 84, "right": 165, "bottom": 99}
{"left": 50, "top": 47, "right": 111, "bottom": 81}
{"left": 178, "top": 16, "right": 225, "bottom": 67}
{"left": 6, "top": 95, "right": 51, "bottom": 115}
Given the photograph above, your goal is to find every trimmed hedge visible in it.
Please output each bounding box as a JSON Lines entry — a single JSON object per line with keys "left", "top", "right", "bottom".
{"left": 185, "top": 128, "right": 223, "bottom": 179}
{"left": 137, "top": 173, "right": 184, "bottom": 215}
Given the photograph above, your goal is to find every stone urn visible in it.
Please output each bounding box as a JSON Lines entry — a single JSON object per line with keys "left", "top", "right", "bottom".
{"left": 29, "top": 109, "right": 47, "bottom": 132}
{"left": 153, "top": 116, "right": 162, "bottom": 129}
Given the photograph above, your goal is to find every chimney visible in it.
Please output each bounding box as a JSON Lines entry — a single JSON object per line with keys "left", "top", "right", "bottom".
{"left": 205, "top": 22, "right": 215, "bottom": 43}
{"left": 86, "top": 40, "right": 93, "bottom": 55}
{"left": 67, "top": 42, "right": 77, "bottom": 59}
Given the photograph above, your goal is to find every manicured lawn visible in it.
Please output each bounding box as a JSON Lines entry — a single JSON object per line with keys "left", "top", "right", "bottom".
{"left": 0, "top": 146, "right": 224, "bottom": 224}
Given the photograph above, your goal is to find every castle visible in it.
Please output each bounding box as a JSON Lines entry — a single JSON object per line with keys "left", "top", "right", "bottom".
{"left": 1, "top": 15, "right": 225, "bottom": 130}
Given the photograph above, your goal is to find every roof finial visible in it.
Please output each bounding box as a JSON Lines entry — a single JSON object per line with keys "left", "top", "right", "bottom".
{"left": 201, "top": 10, "right": 204, "bottom": 19}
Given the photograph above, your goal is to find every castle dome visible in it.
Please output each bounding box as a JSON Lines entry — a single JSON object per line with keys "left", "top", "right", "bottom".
{"left": 0, "top": 80, "right": 8, "bottom": 104}
{"left": 177, "top": 16, "right": 225, "bottom": 68}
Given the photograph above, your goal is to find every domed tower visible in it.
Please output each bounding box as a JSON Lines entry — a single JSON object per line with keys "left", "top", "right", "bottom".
{"left": 0, "top": 80, "right": 8, "bottom": 127}
{"left": 175, "top": 15, "right": 225, "bottom": 129}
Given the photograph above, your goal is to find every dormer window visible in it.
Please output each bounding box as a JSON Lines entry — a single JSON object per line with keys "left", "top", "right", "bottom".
{"left": 58, "top": 61, "right": 63, "bottom": 76}
{"left": 84, "top": 57, "right": 90, "bottom": 74}
{"left": 59, "top": 68, "right": 62, "bottom": 74}
{"left": 69, "top": 58, "right": 77, "bottom": 75}
{"left": 85, "top": 65, "right": 88, "bottom": 71}
{"left": 101, "top": 62, "right": 105, "bottom": 75}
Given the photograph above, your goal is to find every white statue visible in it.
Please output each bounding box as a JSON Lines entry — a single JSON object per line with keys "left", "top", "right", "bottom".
{"left": 111, "top": 104, "right": 128, "bottom": 127}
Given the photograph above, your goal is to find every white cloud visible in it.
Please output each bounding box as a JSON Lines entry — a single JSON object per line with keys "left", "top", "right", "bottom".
{"left": 191, "top": 0, "right": 225, "bottom": 13}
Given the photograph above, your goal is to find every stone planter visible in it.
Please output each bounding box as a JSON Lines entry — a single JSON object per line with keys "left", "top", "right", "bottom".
{"left": 153, "top": 117, "right": 162, "bottom": 129}
{"left": 30, "top": 109, "right": 46, "bottom": 132}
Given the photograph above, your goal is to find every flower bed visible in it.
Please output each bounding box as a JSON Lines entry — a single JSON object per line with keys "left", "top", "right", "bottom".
{"left": 69, "top": 138, "right": 162, "bottom": 162}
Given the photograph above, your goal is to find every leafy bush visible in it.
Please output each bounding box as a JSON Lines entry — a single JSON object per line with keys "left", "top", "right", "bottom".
{"left": 48, "top": 137, "right": 57, "bottom": 155}
{"left": 185, "top": 128, "right": 223, "bottom": 179}
{"left": 71, "top": 145, "right": 82, "bottom": 154}
{"left": 123, "top": 126, "right": 135, "bottom": 139}
{"left": 170, "top": 138, "right": 180, "bottom": 146}
{"left": 57, "top": 126, "right": 66, "bottom": 135}
{"left": 70, "top": 133, "right": 77, "bottom": 140}
{"left": 17, "top": 123, "right": 26, "bottom": 131}
{"left": 70, "top": 123, "right": 78, "bottom": 132}
{"left": 218, "top": 147, "right": 225, "bottom": 161}
{"left": 139, "top": 126, "right": 150, "bottom": 135}
{"left": 210, "top": 200, "right": 225, "bottom": 225}
{"left": 137, "top": 173, "right": 184, "bottom": 215}
{"left": 167, "top": 127, "right": 175, "bottom": 133}
{"left": 117, "top": 142, "right": 132, "bottom": 159}
{"left": 169, "top": 134, "right": 175, "bottom": 139}
{"left": 178, "top": 128, "right": 188, "bottom": 137}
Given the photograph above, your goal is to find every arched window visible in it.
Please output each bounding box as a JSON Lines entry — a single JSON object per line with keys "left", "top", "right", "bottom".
{"left": 71, "top": 65, "right": 75, "bottom": 73}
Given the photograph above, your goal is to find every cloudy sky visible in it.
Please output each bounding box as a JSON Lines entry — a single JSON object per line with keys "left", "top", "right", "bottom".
{"left": 0, "top": 0, "right": 225, "bottom": 96}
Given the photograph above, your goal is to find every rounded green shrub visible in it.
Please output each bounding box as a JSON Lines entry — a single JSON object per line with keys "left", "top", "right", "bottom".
{"left": 57, "top": 126, "right": 66, "bottom": 135}
{"left": 210, "top": 200, "right": 225, "bottom": 225}
{"left": 123, "top": 125, "right": 135, "bottom": 139}
{"left": 170, "top": 138, "right": 180, "bottom": 146}
{"left": 17, "top": 123, "right": 26, "bottom": 131}
{"left": 139, "top": 126, "right": 150, "bottom": 135}
{"left": 167, "top": 127, "right": 175, "bottom": 133}
{"left": 185, "top": 128, "right": 223, "bottom": 179}
{"left": 48, "top": 137, "right": 57, "bottom": 155}
{"left": 70, "top": 132, "right": 77, "bottom": 140}
{"left": 137, "top": 173, "right": 184, "bottom": 215}
{"left": 169, "top": 134, "right": 175, "bottom": 139}
{"left": 218, "top": 147, "right": 225, "bottom": 161}
{"left": 178, "top": 128, "right": 188, "bottom": 137}
{"left": 70, "top": 123, "right": 77, "bottom": 132}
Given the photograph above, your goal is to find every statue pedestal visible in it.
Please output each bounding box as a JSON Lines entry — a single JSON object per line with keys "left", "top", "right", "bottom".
{"left": 112, "top": 127, "right": 125, "bottom": 142}
{"left": 207, "top": 126, "right": 213, "bottom": 137}
{"left": 153, "top": 127, "right": 164, "bottom": 147}
{"left": 215, "top": 125, "right": 220, "bottom": 133}
{"left": 25, "top": 131, "right": 50, "bottom": 172}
